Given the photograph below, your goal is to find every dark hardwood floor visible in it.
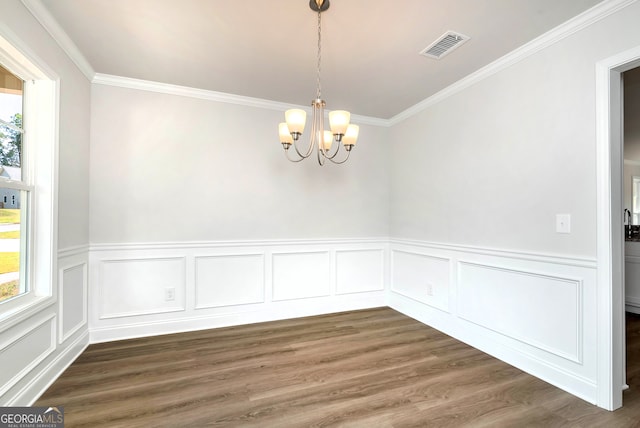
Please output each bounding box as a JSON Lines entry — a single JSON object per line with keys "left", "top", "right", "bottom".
{"left": 36, "top": 308, "right": 640, "bottom": 427}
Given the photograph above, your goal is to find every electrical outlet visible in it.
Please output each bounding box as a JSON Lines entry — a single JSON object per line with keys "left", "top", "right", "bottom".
{"left": 165, "top": 287, "right": 175, "bottom": 301}
{"left": 426, "top": 283, "right": 434, "bottom": 296}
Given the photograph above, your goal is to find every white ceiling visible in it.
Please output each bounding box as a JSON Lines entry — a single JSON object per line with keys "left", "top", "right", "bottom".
{"left": 38, "top": 0, "right": 604, "bottom": 119}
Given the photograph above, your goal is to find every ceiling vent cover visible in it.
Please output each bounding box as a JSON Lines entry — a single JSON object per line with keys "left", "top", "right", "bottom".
{"left": 420, "top": 31, "right": 470, "bottom": 59}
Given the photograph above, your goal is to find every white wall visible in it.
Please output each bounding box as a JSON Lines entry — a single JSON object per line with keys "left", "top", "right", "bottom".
{"left": 388, "top": 1, "right": 640, "bottom": 407}
{"left": 0, "top": 1, "right": 90, "bottom": 405}
{"left": 88, "top": 83, "right": 390, "bottom": 340}
{"left": 90, "top": 84, "right": 389, "bottom": 243}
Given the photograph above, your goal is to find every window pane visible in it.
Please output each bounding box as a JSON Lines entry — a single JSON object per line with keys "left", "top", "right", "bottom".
{"left": 0, "top": 189, "right": 21, "bottom": 303}
{"left": 0, "top": 64, "right": 23, "bottom": 169}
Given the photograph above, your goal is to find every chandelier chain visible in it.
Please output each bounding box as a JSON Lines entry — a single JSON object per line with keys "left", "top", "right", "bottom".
{"left": 316, "top": 9, "right": 322, "bottom": 99}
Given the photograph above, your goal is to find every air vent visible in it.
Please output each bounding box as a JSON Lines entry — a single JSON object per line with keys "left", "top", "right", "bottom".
{"left": 420, "top": 31, "right": 470, "bottom": 60}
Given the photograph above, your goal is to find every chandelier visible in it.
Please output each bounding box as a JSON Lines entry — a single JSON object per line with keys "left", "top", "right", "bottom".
{"left": 278, "top": 0, "right": 359, "bottom": 165}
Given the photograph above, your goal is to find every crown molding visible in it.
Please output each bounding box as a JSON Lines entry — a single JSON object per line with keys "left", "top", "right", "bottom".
{"left": 389, "top": 0, "right": 638, "bottom": 126}
{"left": 20, "top": 0, "right": 95, "bottom": 81}
{"left": 92, "top": 73, "right": 391, "bottom": 127}
{"left": 21, "top": 0, "right": 633, "bottom": 127}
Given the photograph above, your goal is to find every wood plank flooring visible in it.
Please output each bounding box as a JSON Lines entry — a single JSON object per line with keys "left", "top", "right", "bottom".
{"left": 36, "top": 308, "right": 640, "bottom": 427}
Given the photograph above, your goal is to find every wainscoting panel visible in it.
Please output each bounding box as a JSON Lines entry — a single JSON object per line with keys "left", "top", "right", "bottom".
{"left": 99, "top": 257, "right": 186, "bottom": 319}
{"left": 390, "top": 250, "right": 450, "bottom": 312}
{"left": 195, "top": 254, "right": 264, "bottom": 309}
{"left": 458, "top": 261, "right": 581, "bottom": 363}
{"left": 0, "top": 315, "right": 56, "bottom": 397}
{"left": 88, "top": 240, "right": 388, "bottom": 342}
{"left": 388, "top": 239, "right": 598, "bottom": 404}
{"left": 272, "top": 251, "right": 331, "bottom": 301}
{"left": 59, "top": 262, "right": 88, "bottom": 343}
{"left": 336, "top": 249, "right": 385, "bottom": 295}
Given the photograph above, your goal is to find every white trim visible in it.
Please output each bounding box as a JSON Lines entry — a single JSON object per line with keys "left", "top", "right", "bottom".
{"left": 58, "top": 262, "right": 88, "bottom": 343}
{"left": 389, "top": 292, "right": 598, "bottom": 404}
{"left": 57, "top": 244, "right": 90, "bottom": 259}
{"left": 0, "top": 314, "right": 56, "bottom": 398}
{"left": 19, "top": 0, "right": 95, "bottom": 81}
{"left": 389, "top": 240, "right": 598, "bottom": 404}
{"left": 624, "top": 159, "right": 640, "bottom": 166}
{"left": 9, "top": 329, "right": 89, "bottom": 406}
{"left": 90, "top": 237, "right": 389, "bottom": 252}
{"left": 92, "top": 73, "right": 390, "bottom": 127}
{"left": 595, "top": 44, "right": 640, "bottom": 411}
{"left": 456, "top": 260, "right": 584, "bottom": 364}
{"left": 389, "top": 0, "right": 638, "bottom": 125}
{"left": 390, "top": 238, "right": 596, "bottom": 268}
{"left": 89, "top": 295, "right": 387, "bottom": 344}
{"left": 97, "top": 256, "right": 186, "bottom": 319}
{"left": 20, "top": 0, "right": 635, "bottom": 128}
{"left": 193, "top": 253, "right": 266, "bottom": 310}
{"left": 89, "top": 237, "right": 595, "bottom": 268}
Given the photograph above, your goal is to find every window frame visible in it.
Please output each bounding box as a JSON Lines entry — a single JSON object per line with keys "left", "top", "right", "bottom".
{"left": 0, "top": 31, "right": 58, "bottom": 326}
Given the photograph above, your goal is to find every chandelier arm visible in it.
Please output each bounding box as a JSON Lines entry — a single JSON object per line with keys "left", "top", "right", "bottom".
{"left": 323, "top": 138, "right": 344, "bottom": 160}
{"left": 325, "top": 149, "right": 351, "bottom": 165}
{"left": 317, "top": 146, "right": 326, "bottom": 165}
{"left": 285, "top": 148, "right": 307, "bottom": 162}
{"left": 292, "top": 137, "right": 314, "bottom": 159}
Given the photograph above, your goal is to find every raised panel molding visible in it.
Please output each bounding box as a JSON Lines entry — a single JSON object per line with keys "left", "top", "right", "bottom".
{"left": 88, "top": 240, "right": 388, "bottom": 342}
{"left": 98, "top": 257, "right": 186, "bottom": 319}
{"left": 0, "top": 315, "right": 56, "bottom": 397}
{"left": 272, "top": 252, "right": 331, "bottom": 301}
{"left": 195, "top": 254, "right": 265, "bottom": 309}
{"left": 336, "top": 249, "right": 385, "bottom": 295}
{"left": 457, "top": 261, "right": 583, "bottom": 363}
{"left": 58, "top": 262, "right": 88, "bottom": 343}
{"left": 390, "top": 250, "right": 451, "bottom": 312}
{"left": 388, "top": 239, "right": 597, "bottom": 404}
{"left": 84, "top": 237, "right": 597, "bottom": 406}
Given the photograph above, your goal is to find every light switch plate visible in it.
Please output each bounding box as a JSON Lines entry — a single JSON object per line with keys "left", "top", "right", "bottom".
{"left": 556, "top": 214, "right": 571, "bottom": 234}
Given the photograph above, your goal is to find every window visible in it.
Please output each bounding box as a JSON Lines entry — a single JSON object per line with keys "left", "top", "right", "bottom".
{"left": 0, "top": 64, "right": 26, "bottom": 304}
{"left": 0, "top": 32, "right": 57, "bottom": 320}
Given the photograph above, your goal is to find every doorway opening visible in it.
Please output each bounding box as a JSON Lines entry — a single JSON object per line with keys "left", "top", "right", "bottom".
{"left": 596, "top": 46, "right": 640, "bottom": 411}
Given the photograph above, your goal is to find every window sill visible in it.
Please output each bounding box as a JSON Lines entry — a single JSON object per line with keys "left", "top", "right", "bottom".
{"left": 0, "top": 294, "right": 54, "bottom": 333}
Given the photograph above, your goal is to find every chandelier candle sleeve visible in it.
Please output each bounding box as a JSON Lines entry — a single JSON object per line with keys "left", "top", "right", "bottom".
{"left": 329, "top": 110, "right": 350, "bottom": 139}
{"left": 322, "top": 131, "right": 333, "bottom": 150}
{"left": 342, "top": 124, "right": 359, "bottom": 149}
{"left": 285, "top": 109, "right": 306, "bottom": 139}
{"left": 279, "top": 123, "right": 294, "bottom": 145}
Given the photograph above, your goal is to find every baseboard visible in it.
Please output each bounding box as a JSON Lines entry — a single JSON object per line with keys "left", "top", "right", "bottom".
{"left": 90, "top": 293, "right": 386, "bottom": 343}
{"left": 389, "top": 293, "right": 598, "bottom": 403}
